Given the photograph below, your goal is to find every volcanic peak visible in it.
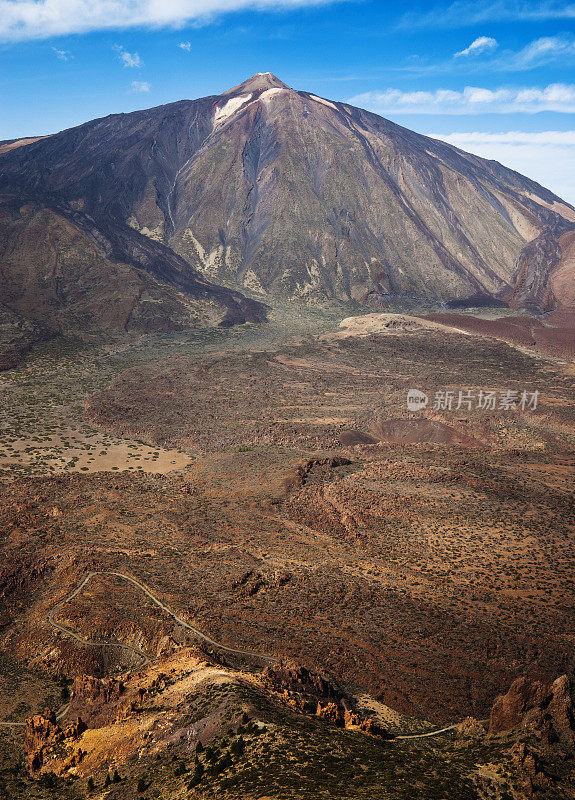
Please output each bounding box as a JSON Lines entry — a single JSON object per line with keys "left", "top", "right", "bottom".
{"left": 223, "top": 72, "right": 290, "bottom": 97}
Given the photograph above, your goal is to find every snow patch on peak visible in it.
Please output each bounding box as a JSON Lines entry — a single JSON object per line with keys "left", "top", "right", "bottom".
{"left": 310, "top": 95, "right": 338, "bottom": 111}
{"left": 214, "top": 93, "right": 252, "bottom": 125}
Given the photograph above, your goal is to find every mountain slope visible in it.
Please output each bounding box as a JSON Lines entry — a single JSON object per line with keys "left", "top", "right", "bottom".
{"left": 1, "top": 72, "right": 574, "bottom": 366}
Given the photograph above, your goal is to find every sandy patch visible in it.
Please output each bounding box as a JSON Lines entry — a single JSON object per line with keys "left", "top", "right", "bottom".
{"left": 0, "top": 427, "right": 191, "bottom": 475}
{"left": 259, "top": 87, "right": 288, "bottom": 102}
{"left": 310, "top": 95, "right": 338, "bottom": 111}
{"left": 328, "top": 313, "right": 472, "bottom": 339}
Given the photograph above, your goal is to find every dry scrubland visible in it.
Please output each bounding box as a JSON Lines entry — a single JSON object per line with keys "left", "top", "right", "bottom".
{"left": 0, "top": 306, "right": 574, "bottom": 799}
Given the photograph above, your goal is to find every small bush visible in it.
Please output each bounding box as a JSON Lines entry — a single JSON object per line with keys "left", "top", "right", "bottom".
{"left": 187, "top": 759, "right": 204, "bottom": 789}
{"left": 174, "top": 761, "right": 187, "bottom": 776}
{"left": 230, "top": 736, "right": 245, "bottom": 757}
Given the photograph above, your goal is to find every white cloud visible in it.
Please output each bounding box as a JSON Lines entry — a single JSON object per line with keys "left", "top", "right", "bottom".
{"left": 431, "top": 130, "right": 575, "bottom": 205}
{"left": 52, "top": 46, "right": 71, "bottom": 60}
{"left": 114, "top": 44, "right": 143, "bottom": 68}
{"left": 131, "top": 80, "right": 150, "bottom": 92}
{"left": 178, "top": 41, "right": 191, "bottom": 51}
{"left": 350, "top": 83, "right": 575, "bottom": 115}
{"left": 399, "top": 1, "right": 575, "bottom": 30}
{"left": 508, "top": 34, "right": 575, "bottom": 68}
{"left": 402, "top": 33, "right": 575, "bottom": 75}
{"left": 455, "top": 36, "right": 498, "bottom": 57}
{"left": 0, "top": 0, "right": 342, "bottom": 42}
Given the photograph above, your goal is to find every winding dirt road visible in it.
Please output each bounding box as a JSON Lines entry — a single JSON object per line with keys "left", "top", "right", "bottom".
{"left": 0, "top": 572, "right": 470, "bottom": 740}
{"left": 47, "top": 570, "right": 278, "bottom": 668}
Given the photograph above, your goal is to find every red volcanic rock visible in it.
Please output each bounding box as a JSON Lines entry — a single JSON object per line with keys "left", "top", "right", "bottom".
{"left": 523, "top": 675, "right": 575, "bottom": 751}
{"left": 456, "top": 716, "right": 486, "bottom": 739}
{"left": 25, "top": 711, "right": 87, "bottom": 772}
{"left": 263, "top": 662, "right": 339, "bottom": 701}
{"left": 25, "top": 712, "right": 63, "bottom": 771}
{"left": 545, "top": 675, "right": 575, "bottom": 750}
{"left": 489, "top": 677, "right": 547, "bottom": 733}
{"left": 316, "top": 701, "right": 344, "bottom": 726}
{"left": 511, "top": 743, "right": 552, "bottom": 797}
{"left": 490, "top": 674, "right": 575, "bottom": 757}
{"left": 73, "top": 674, "right": 125, "bottom": 704}
{"left": 345, "top": 709, "right": 390, "bottom": 738}
{"left": 263, "top": 661, "right": 389, "bottom": 737}
{"left": 69, "top": 674, "right": 125, "bottom": 728}
{"left": 25, "top": 711, "right": 62, "bottom": 752}
{"left": 63, "top": 717, "right": 87, "bottom": 740}
{"left": 59, "top": 747, "right": 86, "bottom": 775}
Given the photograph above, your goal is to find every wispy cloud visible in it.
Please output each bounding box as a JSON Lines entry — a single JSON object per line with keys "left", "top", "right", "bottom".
{"left": 131, "top": 80, "right": 151, "bottom": 93}
{"left": 430, "top": 130, "right": 575, "bottom": 204}
{"left": 178, "top": 41, "right": 192, "bottom": 52}
{"left": 395, "top": 33, "right": 575, "bottom": 78}
{"left": 454, "top": 36, "right": 498, "bottom": 57}
{"left": 0, "top": 0, "right": 345, "bottom": 42}
{"left": 508, "top": 33, "right": 575, "bottom": 69}
{"left": 399, "top": 1, "right": 575, "bottom": 30}
{"left": 52, "top": 46, "right": 72, "bottom": 60}
{"left": 350, "top": 83, "right": 575, "bottom": 114}
{"left": 114, "top": 44, "right": 143, "bottom": 68}
{"left": 436, "top": 130, "right": 575, "bottom": 145}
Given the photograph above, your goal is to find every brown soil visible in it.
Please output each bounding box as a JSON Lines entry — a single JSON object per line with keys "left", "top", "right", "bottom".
{"left": 1, "top": 321, "right": 573, "bottom": 731}
{"left": 423, "top": 311, "right": 575, "bottom": 360}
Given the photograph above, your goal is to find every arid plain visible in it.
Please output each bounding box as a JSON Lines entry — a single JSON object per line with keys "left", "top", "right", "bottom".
{"left": 0, "top": 300, "right": 574, "bottom": 799}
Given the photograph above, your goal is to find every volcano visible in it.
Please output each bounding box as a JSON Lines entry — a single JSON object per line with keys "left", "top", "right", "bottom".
{"left": 1, "top": 72, "right": 574, "bottom": 365}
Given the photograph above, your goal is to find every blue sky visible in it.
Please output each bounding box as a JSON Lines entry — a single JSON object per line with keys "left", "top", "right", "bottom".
{"left": 1, "top": 0, "right": 574, "bottom": 202}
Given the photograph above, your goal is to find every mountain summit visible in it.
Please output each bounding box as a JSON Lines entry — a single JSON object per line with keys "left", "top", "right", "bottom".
{"left": 0, "top": 74, "right": 574, "bottom": 364}
{"left": 222, "top": 72, "right": 290, "bottom": 95}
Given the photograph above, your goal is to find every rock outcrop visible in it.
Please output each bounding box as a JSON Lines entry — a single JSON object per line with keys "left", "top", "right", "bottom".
{"left": 489, "top": 674, "right": 575, "bottom": 750}
{"left": 489, "top": 676, "right": 548, "bottom": 734}
{"left": 25, "top": 711, "right": 85, "bottom": 772}
{"left": 262, "top": 661, "right": 390, "bottom": 738}
{"left": 68, "top": 674, "right": 126, "bottom": 729}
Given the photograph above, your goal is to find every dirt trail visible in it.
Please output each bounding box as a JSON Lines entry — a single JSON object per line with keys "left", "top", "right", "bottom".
{"left": 1, "top": 572, "right": 468, "bottom": 739}
{"left": 43, "top": 571, "right": 472, "bottom": 741}
{"left": 47, "top": 571, "right": 278, "bottom": 668}
{"left": 0, "top": 703, "right": 70, "bottom": 729}
{"left": 395, "top": 724, "right": 457, "bottom": 740}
